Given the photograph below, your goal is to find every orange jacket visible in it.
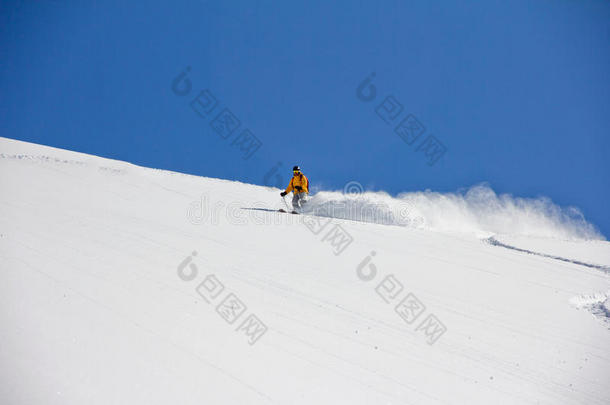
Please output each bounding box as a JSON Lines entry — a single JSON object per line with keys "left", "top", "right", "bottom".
{"left": 285, "top": 173, "right": 309, "bottom": 194}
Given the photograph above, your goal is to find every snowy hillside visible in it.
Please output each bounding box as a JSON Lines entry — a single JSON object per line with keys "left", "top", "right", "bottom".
{"left": 1, "top": 137, "right": 609, "bottom": 405}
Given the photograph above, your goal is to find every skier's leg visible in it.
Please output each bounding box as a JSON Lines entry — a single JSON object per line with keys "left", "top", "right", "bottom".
{"left": 292, "top": 193, "right": 301, "bottom": 210}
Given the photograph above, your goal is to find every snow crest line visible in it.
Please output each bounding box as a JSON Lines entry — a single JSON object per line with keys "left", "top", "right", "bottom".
{"left": 3, "top": 150, "right": 603, "bottom": 241}
{"left": 0, "top": 152, "right": 129, "bottom": 174}
{"left": 485, "top": 237, "right": 610, "bottom": 272}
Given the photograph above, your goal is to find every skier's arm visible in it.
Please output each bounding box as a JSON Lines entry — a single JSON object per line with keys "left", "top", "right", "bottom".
{"left": 285, "top": 178, "right": 294, "bottom": 194}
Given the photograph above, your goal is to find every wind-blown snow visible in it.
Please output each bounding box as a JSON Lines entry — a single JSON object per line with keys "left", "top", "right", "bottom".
{"left": 1, "top": 137, "right": 610, "bottom": 405}
{"left": 303, "top": 185, "right": 603, "bottom": 240}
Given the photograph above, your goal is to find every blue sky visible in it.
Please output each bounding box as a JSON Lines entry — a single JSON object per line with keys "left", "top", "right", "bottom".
{"left": 2, "top": 0, "right": 609, "bottom": 236}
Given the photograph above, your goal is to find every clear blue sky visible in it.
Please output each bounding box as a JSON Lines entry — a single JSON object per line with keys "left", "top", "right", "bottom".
{"left": 2, "top": 1, "right": 609, "bottom": 236}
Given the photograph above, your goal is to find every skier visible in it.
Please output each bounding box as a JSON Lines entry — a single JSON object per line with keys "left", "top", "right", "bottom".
{"left": 280, "top": 166, "right": 309, "bottom": 213}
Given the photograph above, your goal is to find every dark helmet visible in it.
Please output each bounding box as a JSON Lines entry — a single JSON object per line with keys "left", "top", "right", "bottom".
{"left": 292, "top": 165, "right": 301, "bottom": 172}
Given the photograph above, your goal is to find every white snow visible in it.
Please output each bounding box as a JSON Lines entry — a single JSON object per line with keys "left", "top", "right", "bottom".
{"left": 570, "top": 291, "right": 610, "bottom": 308}
{"left": 1, "top": 137, "right": 609, "bottom": 404}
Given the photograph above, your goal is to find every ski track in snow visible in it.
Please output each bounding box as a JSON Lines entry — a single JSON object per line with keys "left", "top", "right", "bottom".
{"left": 485, "top": 237, "right": 610, "bottom": 273}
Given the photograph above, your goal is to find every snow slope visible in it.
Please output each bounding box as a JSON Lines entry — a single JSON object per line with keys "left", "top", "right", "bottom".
{"left": 1, "top": 137, "right": 609, "bottom": 405}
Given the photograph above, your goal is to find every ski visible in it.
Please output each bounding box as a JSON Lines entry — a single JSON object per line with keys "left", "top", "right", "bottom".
{"left": 278, "top": 209, "right": 299, "bottom": 214}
